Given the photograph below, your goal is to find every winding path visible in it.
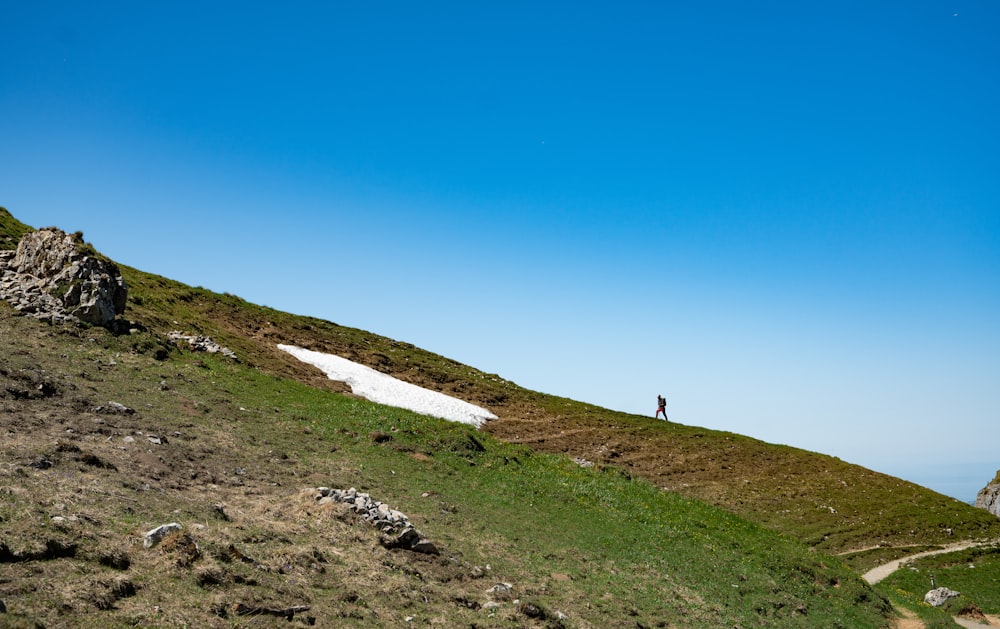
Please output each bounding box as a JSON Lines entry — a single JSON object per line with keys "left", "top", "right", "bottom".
{"left": 858, "top": 539, "right": 1000, "bottom": 628}
{"left": 861, "top": 540, "right": 984, "bottom": 585}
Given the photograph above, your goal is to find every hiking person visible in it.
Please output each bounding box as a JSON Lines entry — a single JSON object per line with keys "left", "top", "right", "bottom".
{"left": 656, "top": 394, "right": 668, "bottom": 421}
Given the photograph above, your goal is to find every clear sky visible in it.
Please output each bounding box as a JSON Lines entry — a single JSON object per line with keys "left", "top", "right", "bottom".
{"left": 2, "top": 2, "right": 998, "bottom": 503}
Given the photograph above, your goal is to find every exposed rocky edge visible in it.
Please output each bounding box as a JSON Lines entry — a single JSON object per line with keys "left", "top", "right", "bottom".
{"left": 0, "top": 228, "right": 128, "bottom": 328}
{"left": 310, "top": 487, "right": 440, "bottom": 555}
{"left": 975, "top": 470, "right": 1000, "bottom": 518}
{"left": 168, "top": 331, "right": 238, "bottom": 360}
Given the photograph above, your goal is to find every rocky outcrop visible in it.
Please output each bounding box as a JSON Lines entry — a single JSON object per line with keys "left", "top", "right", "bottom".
{"left": 0, "top": 228, "right": 127, "bottom": 327}
{"left": 975, "top": 471, "right": 1000, "bottom": 518}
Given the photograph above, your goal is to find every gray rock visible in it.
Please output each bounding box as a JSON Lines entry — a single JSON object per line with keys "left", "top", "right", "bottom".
{"left": 167, "top": 331, "right": 237, "bottom": 360}
{"left": 409, "top": 537, "right": 440, "bottom": 555}
{"left": 311, "top": 486, "right": 440, "bottom": 554}
{"left": 144, "top": 523, "right": 183, "bottom": 548}
{"left": 488, "top": 583, "right": 514, "bottom": 601}
{"left": 975, "top": 471, "right": 1000, "bottom": 518}
{"left": 0, "top": 228, "right": 127, "bottom": 327}
{"left": 924, "top": 587, "right": 961, "bottom": 607}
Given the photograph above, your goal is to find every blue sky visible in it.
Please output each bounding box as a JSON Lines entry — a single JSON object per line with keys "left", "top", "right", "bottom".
{"left": 2, "top": 2, "right": 998, "bottom": 502}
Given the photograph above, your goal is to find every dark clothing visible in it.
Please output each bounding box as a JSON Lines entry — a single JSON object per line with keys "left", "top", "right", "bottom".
{"left": 656, "top": 395, "right": 668, "bottom": 421}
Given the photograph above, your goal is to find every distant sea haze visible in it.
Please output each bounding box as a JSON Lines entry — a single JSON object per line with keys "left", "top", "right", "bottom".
{"left": 891, "top": 461, "right": 996, "bottom": 506}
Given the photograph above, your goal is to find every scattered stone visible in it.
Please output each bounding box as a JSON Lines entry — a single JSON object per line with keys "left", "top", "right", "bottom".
{"left": 310, "top": 487, "right": 440, "bottom": 555}
{"left": 383, "top": 526, "right": 440, "bottom": 554}
{"left": 924, "top": 587, "right": 961, "bottom": 607}
{"left": 144, "top": 523, "right": 183, "bottom": 549}
{"left": 518, "top": 601, "right": 546, "bottom": 619}
{"left": 95, "top": 401, "right": 135, "bottom": 415}
{"left": 168, "top": 331, "right": 237, "bottom": 360}
{"left": 488, "top": 583, "right": 514, "bottom": 601}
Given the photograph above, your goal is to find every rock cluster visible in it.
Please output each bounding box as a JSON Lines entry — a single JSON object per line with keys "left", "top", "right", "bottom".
{"left": 975, "top": 471, "right": 1000, "bottom": 518}
{"left": 0, "top": 228, "right": 127, "bottom": 327}
{"left": 311, "top": 487, "right": 439, "bottom": 555}
{"left": 168, "top": 331, "right": 237, "bottom": 360}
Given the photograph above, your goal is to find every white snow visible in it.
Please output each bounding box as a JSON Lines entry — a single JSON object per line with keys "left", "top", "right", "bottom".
{"left": 278, "top": 344, "right": 498, "bottom": 428}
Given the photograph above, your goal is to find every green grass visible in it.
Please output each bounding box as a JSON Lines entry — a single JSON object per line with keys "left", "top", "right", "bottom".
{"left": 179, "top": 353, "right": 893, "bottom": 628}
{"left": 0, "top": 206, "right": 33, "bottom": 249}
{"left": 114, "top": 258, "right": 1000, "bottom": 555}
{"left": 0, "top": 313, "right": 897, "bottom": 626}
{"left": 5, "top": 205, "right": 1000, "bottom": 627}
{"left": 877, "top": 544, "right": 1000, "bottom": 622}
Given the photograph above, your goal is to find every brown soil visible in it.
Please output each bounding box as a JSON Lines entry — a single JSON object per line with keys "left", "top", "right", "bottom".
{"left": 0, "top": 310, "right": 532, "bottom": 627}
{"left": 113, "top": 269, "right": 1000, "bottom": 557}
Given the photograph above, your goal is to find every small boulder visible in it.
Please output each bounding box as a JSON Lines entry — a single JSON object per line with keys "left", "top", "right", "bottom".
{"left": 924, "top": 587, "right": 961, "bottom": 607}
{"left": 488, "top": 582, "right": 514, "bottom": 601}
{"left": 144, "top": 523, "right": 182, "bottom": 549}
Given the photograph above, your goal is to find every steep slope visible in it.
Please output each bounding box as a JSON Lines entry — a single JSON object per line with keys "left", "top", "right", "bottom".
{"left": 4, "top": 206, "right": 996, "bottom": 561}
{"left": 0, "top": 277, "right": 890, "bottom": 628}
{"left": 2, "top": 206, "right": 999, "bottom": 626}
{"left": 114, "top": 257, "right": 1000, "bottom": 561}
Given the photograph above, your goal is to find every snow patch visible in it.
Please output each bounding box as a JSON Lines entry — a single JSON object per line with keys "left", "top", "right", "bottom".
{"left": 278, "top": 344, "right": 498, "bottom": 428}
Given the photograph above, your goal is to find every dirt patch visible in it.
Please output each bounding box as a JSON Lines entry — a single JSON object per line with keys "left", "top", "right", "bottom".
{"left": 892, "top": 606, "right": 925, "bottom": 629}
{"left": 0, "top": 311, "right": 532, "bottom": 627}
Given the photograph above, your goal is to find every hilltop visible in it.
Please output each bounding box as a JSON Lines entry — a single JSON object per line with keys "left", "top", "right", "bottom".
{"left": 1, "top": 207, "right": 998, "bottom": 628}
{"left": 104, "top": 212, "right": 998, "bottom": 559}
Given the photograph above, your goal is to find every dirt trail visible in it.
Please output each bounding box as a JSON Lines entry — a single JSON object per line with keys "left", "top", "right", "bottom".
{"left": 955, "top": 615, "right": 1000, "bottom": 628}
{"left": 862, "top": 540, "right": 985, "bottom": 585}
{"left": 864, "top": 540, "right": 1000, "bottom": 628}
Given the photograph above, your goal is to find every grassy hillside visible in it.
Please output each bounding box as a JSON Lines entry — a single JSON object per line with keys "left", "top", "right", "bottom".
{"left": 0, "top": 208, "right": 32, "bottom": 249}
{"left": 0, "top": 301, "right": 892, "bottom": 628}
{"left": 880, "top": 544, "right": 1000, "bottom": 626}
{"left": 114, "top": 258, "right": 1000, "bottom": 562}
{"left": 2, "top": 206, "right": 999, "bottom": 626}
